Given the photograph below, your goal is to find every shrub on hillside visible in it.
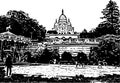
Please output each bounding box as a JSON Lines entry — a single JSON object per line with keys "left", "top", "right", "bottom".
{"left": 76, "top": 52, "right": 88, "bottom": 65}
{"left": 38, "top": 48, "right": 52, "bottom": 63}
{"left": 61, "top": 51, "right": 72, "bottom": 61}
{"left": 0, "top": 67, "right": 5, "bottom": 81}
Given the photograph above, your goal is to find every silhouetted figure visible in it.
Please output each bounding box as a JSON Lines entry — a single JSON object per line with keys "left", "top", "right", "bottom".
{"left": 98, "top": 61, "right": 103, "bottom": 69}
{"left": 5, "top": 54, "right": 12, "bottom": 76}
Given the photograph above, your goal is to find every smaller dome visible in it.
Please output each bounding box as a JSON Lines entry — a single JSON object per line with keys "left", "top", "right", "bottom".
{"left": 67, "top": 19, "right": 71, "bottom": 25}
{"left": 55, "top": 23, "right": 58, "bottom": 26}
{"left": 54, "top": 19, "right": 58, "bottom": 25}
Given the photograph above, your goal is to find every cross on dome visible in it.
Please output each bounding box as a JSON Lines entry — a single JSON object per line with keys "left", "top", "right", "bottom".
{"left": 62, "top": 9, "right": 64, "bottom": 15}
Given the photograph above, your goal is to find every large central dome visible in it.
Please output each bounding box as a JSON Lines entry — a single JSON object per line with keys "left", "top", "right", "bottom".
{"left": 59, "top": 9, "right": 67, "bottom": 22}
{"left": 59, "top": 14, "right": 67, "bottom": 20}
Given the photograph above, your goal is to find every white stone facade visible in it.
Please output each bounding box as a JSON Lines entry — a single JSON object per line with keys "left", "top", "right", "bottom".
{"left": 52, "top": 9, "right": 74, "bottom": 34}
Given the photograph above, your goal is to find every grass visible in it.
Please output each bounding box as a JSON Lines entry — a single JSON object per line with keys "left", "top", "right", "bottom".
{"left": 1, "top": 64, "right": 120, "bottom": 82}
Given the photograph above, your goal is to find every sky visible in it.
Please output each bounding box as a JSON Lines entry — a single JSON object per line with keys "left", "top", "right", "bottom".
{"left": 0, "top": 0, "right": 120, "bottom": 32}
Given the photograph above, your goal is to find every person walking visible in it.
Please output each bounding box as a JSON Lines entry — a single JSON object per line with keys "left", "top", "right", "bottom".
{"left": 5, "top": 53, "right": 12, "bottom": 77}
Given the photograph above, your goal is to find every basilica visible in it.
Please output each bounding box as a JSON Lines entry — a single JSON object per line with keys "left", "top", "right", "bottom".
{"left": 46, "top": 10, "right": 78, "bottom": 39}
{"left": 52, "top": 9, "right": 74, "bottom": 34}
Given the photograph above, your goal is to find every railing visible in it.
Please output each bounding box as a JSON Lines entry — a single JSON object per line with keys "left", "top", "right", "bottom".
{"left": 48, "top": 41, "right": 99, "bottom": 45}
{"left": 46, "top": 38, "right": 100, "bottom": 45}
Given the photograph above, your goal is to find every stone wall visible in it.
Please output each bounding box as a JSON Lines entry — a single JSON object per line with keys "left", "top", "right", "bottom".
{"left": 51, "top": 44, "right": 98, "bottom": 56}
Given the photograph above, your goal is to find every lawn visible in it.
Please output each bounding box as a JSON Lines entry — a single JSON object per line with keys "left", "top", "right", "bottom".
{"left": 2, "top": 64, "right": 120, "bottom": 82}
{"left": 5, "top": 64, "right": 120, "bottom": 78}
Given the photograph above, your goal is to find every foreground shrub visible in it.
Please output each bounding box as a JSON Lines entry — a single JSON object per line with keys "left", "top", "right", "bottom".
{"left": 0, "top": 67, "right": 5, "bottom": 81}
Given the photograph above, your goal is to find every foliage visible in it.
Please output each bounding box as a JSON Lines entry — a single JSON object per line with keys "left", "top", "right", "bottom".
{"left": 61, "top": 51, "right": 72, "bottom": 61}
{"left": 80, "top": 29, "right": 88, "bottom": 38}
{"left": 76, "top": 52, "right": 88, "bottom": 64}
{"left": 96, "top": 0, "right": 120, "bottom": 37}
{"left": 0, "top": 67, "right": 5, "bottom": 80}
{"left": 93, "top": 21, "right": 119, "bottom": 37}
{"left": 94, "top": 0, "right": 120, "bottom": 37}
{"left": 101, "top": 0, "right": 120, "bottom": 23}
{"left": 24, "top": 48, "right": 60, "bottom": 63}
{"left": 0, "top": 15, "right": 10, "bottom": 32}
{"left": 38, "top": 48, "right": 52, "bottom": 63}
{"left": 98, "top": 38, "right": 120, "bottom": 65}
{"left": 89, "top": 47, "right": 99, "bottom": 65}
{"left": 47, "top": 30, "right": 57, "bottom": 34}
{"left": 24, "top": 51, "right": 32, "bottom": 63}
{"left": 80, "top": 0, "right": 120, "bottom": 38}
{"left": 0, "top": 10, "right": 46, "bottom": 41}
{"left": 89, "top": 36, "right": 120, "bottom": 65}
{"left": 51, "top": 49, "right": 60, "bottom": 61}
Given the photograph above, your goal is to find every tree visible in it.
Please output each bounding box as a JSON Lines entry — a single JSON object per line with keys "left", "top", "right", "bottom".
{"left": 49, "top": 49, "right": 60, "bottom": 64}
{"left": 39, "top": 48, "right": 52, "bottom": 63}
{"left": 101, "top": 0, "right": 120, "bottom": 24}
{"left": 94, "top": 21, "right": 117, "bottom": 37}
{"left": 76, "top": 52, "right": 88, "bottom": 65}
{"left": 89, "top": 35, "right": 120, "bottom": 66}
{"left": 0, "top": 10, "right": 46, "bottom": 41}
{"left": 24, "top": 51, "right": 32, "bottom": 63}
{"left": 88, "top": 0, "right": 120, "bottom": 38}
{"left": 61, "top": 51, "right": 72, "bottom": 62}
{"left": 51, "top": 49, "right": 60, "bottom": 61}
{"left": 0, "top": 15, "right": 9, "bottom": 33}
{"left": 80, "top": 29, "right": 88, "bottom": 38}
{"left": 98, "top": 37, "right": 120, "bottom": 65}
{"left": 89, "top": 47, "right": 99, "bottom": 65}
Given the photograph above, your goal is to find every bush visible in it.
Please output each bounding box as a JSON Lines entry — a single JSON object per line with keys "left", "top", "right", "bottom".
{"left": 76, "top": 52, "right": 88, "bottom": 65}
{"left": 61, "top": 51, "right": 72, "bottom": 61}
{"left": 0, "top": 67, "right": 5, "bottom": 81}
{"left": 38, "top": 48, "right": 52, "bottom": 63}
